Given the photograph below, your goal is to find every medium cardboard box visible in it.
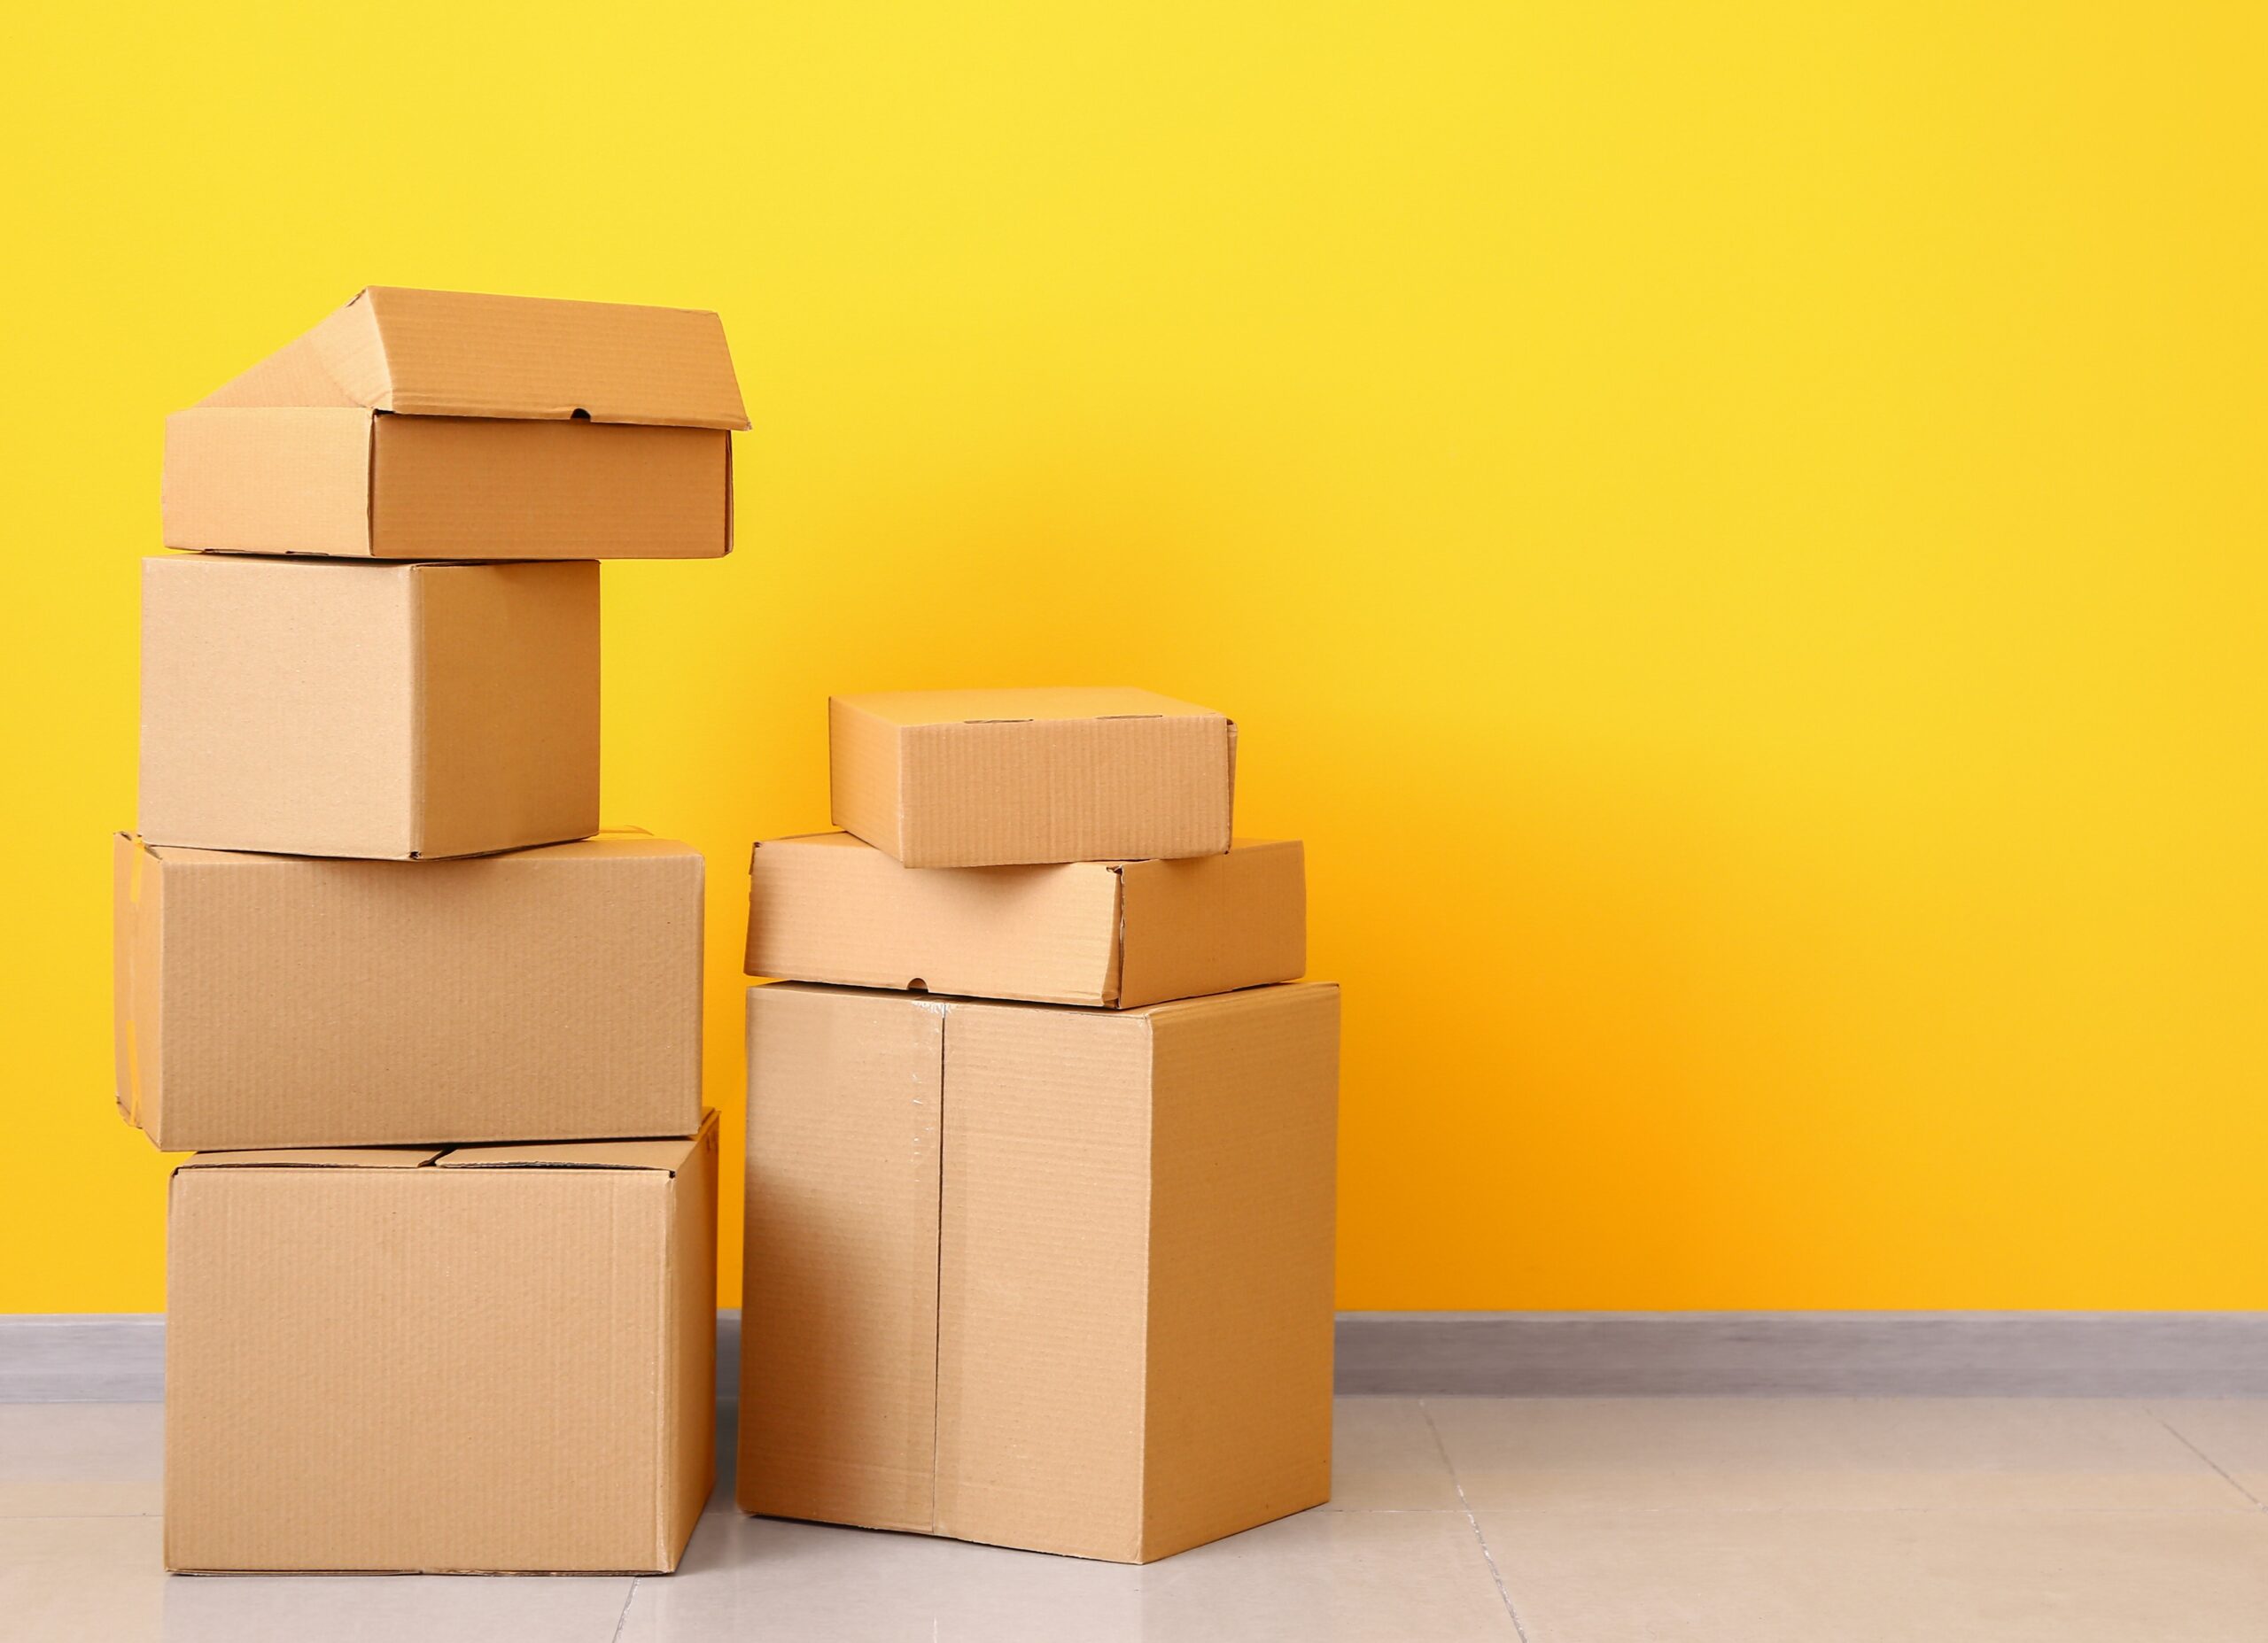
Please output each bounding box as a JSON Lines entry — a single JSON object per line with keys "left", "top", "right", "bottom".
{"left": 140, "top": 554, "right": 598, "bottom": 860}
{"left": 166, "top": 1112, "right": 718, "bottom": 1574}
{"left": 113, "top": 832, "right": 702, "bottom": 1151}
{"left": 745, "top": 832, "right": 1305, "bottom": 1007}
{"left": 164, "top": 286, "right": 748, "bottom": 560}
{"left": 829, "top": 687, "right": 1236, "bottom": 867}
{"left": 739, "top": 980, "right": 1339, "bottom": 1562}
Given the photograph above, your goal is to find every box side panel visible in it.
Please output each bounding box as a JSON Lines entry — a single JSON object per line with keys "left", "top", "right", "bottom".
{"left": 139, "top": 556, "right": 418, "bottom": 859}
{"left": 661, "top": 1114, "right": 722, "bottom": 1568}
{"left": 166, "top": 1167, "right": 672, "bottom": 1573}
{"left": 1115, "top": 841, "right": 1308, "bottom": 1009}
{"left": 1139, "top": 985, "right": 1340, "bottom": 1560}
{"left": 371, "top": 420, "right": 729, "bottom": 559}
{"left": 414, "top": 561, "right": 600, "bottom": 860}
{"left": 897, "top": 715, "right": 1233, "bottom": 868}
{"left": 161, "top": 407, "right": 376, "bottom": 556}
{"left": 827, "top": 701, "right": 905, "bottom": 859}
{"left": 111, "top": 836, "right": 164, "bottom": 1140}
{"left": 156, "top": 841, "right": 701, "bottom": 1150}
{"left": 746, "top": 837, "right": 1119, "bottom": 1005}
{"left": 739, "top": 986, "right": 943, "bottom": 1531}
{"left": 933, "top": 1005, "right": 1153, "bottom": 1562}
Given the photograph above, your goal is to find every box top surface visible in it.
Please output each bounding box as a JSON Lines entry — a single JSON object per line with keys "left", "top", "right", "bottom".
{"left": 195, "top": 287, "right": 750, "bottom": 430}
{"left": 754, "top": 979, "right": 1334, "bottom": 1021}
{"left": 831, "top": 687, "right": 1224, "bottom": 730}
{"left": 755, "top": 829, "right": 1289, "bottom": 870}
{"left": 126, "top": 828, "right": 693, "bottom": 870}
{"left": 180, "top": 1111, "right": 717, "bottom": 1175}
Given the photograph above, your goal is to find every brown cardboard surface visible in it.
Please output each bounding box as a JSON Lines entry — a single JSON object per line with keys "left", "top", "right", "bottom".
{"left": 138, "top": 554, "right": 598, "bottom": 860}
{"left": 164, "top": 286, "right": 746, "bottom": 559}
{"left": 166, "top": 1112, "right": 718, "bottom": 1575}
{"left": 744, "top": 833, "right": 1305, "bottom": 1007}
{"left": 738, "top": 981, "right": 1338, "bottom": 1562}
{"left": 828, "top": 688, "right": 1236, "bottom": 867}
{"left": 113, "top": 833, "right": 702, "bottom": 1151}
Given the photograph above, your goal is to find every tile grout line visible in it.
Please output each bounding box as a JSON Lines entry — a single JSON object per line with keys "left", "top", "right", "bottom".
{"left": 2150, "top": 1410, "right": 2266, "bottom": 1511}
{"left": 1418, "top": 1399, "right": 1530, "bottom": 1642}
{"left": 609, "top": 1575, "right": 637, "bottom": 1642}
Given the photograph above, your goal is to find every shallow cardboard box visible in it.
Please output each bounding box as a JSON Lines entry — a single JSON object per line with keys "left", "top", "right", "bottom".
{"left": 113, "top": 831, "right": 702, "bottom": 1151}
{"left": 166, "top": 1112, "right": 718, "bottom": 1575}
{"left": 164, "top": 286, "right": 748, "bottom": 560}
{"left": 829, "top": 687, "right": 1236, "bottom": 868}
{"left": 745, "top": 832, "right": 1305, "bottom": 1007}
{"left": 140, "top": 554, "right": 597, "bottom": 860}
{"left": 738, "top": 980, "right": 1339, "bottom": 1562}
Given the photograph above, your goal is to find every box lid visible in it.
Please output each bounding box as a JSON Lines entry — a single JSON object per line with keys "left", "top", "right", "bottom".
{"left": 197, "top": 287, "right": 750, "bottom": 430}
{"left": 834, "top": 687, "right": 1223, "bottom": 728}
{"left": 177, "top": 1114, "right": 716, "bottom": 1175}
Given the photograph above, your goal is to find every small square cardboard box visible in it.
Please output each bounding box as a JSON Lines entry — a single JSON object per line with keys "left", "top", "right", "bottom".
{"left": 739, "top": 980, "right": 1339, "bottom": 1563}
{"left": 829, "top": 687, "right": 1236, "bottom": 867}
{"left": 113, "top": 832, "right": 702, "bottom": 1151}
{"left": 166, "top": 1112, "right": 719, "bottom": 1575}
{"left": 164, "top": 286, "right": 748, "bottom": 560}
{"left": 140, "top": 554, "right": 597, "bottom": 860}
{"left": 745, "top": 832, "right": 1305, "bottom": 1007}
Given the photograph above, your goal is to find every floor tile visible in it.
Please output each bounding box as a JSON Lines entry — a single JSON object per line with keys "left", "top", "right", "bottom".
{"left": 1479, "top": 1506, "right": 2268, "bottom": 1643}
{"left": 627, "top": 1507, "right": 1518, "bottom": 1642}
{"left": 2150, "top": 1402, "right": 2268, "bottom": 1504}
{"left": 0, "top": 1517, "right": 636, "bottom": 1643}
{"left": 1326, "top": 1398, "right": 1464, "bottom": 1510}
{"left": 0, "top": 1403, "right": 162, "bottom": 1516}
{"left": 1427, "top": 1397, "right": 2254, "bottom": 1512}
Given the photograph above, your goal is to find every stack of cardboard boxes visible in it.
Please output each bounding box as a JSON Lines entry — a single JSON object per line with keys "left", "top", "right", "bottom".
{"left": 738, "top": 689, "right": 1341, "bottom": 1563}
{"left": 114, "top": 288, "right": 746, "bottom": 1575}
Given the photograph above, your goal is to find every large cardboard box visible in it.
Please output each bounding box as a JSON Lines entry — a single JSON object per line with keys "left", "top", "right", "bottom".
{"left": 745, "top": 832, "right": 1305, "bottom": 1007}
{"left": 829, "top": 687, "right": 1235, "bottom": 867}
{"left": 140, "top": 554, "right": 598, "bottom": 860}
{"left": 739, "top": 980, "right": 1339, "bottom": 1562}
{"left": 166, "top": 1112, "right": 719, "bottom": 1574}
{"left": 163, "top": 286, "right": 747, "bottom": 560}
{"left": 113, "top": 832, "right": 702, "bottom": 1151}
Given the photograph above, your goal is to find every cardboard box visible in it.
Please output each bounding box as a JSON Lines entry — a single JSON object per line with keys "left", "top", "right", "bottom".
{"left": 829, "top": 687, "right": 1236, "bottom": 867}
{"left": 745, "top": 832, "right": 1305, "bottom": 1007}
{"left": 166, "top": 1112, "right": 718, "bottom": 1574}
{"left": 140, "top": 554, "right": 598, "bottom": 860}
{"left": 113, "top": 832, "right": 702, "bottom": 1151}
{"left": 163, "top": 286, "right": 748, "bottom": 560}
{"left": 738, "top": 980, "right": 1339, "bottom": 1562}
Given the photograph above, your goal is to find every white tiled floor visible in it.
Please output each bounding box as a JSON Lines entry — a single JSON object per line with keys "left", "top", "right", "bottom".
{"left": 4, "top": 1398, "right": 2267, "bottom": 1641}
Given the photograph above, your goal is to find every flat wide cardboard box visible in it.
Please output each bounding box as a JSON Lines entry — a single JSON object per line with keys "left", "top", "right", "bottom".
{"left": 164, "top": 286, "right": 748, "bottom": 559}
{"left": 745, "top": 832, "right": 1305, "bottom": 1006}
{"left": 739, "top": 980, "right": 1339, "bottom": 1562}
{"left": 167, "top": 1112, "right": 718, "bottom": 1574}
{"left": 140, "top": 554, "right": 598, "bottom": 859}
{"left": 829, "top": 687, "right": 1236, "bottom": 867}
{"left": 113, "top": 832, "right": 702, "bottom": 1151}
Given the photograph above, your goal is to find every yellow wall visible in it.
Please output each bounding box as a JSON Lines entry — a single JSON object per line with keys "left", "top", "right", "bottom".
{"left": 4, "top": 4, "right": 2264, "bottom": 1313}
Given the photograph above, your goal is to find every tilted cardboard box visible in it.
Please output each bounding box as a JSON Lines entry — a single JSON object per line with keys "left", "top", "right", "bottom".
{"left": 739, "top": 980, "right": 1339, "bottom": 1562}
{"left": 113, "top": 833, "right": 702, "bottom": 1151}
{"left": 745, "top": 832, "right": 1305, "bottom": 1007}
{"left": 140, "top": 554, "right": 598, "bottom": 860}
{"left": 163, "top": 286, "right": 748, "bottom": 560}
{"left": 829, "top": 687, "right": 1236, "bottom": 867}
{"left": 166, "top": 1112, "right": 718, "bottom": 1574}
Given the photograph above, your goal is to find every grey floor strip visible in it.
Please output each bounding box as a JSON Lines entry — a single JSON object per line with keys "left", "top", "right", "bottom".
{"left": 7, "top": 1311, "right": 2265, "bottom": 1401}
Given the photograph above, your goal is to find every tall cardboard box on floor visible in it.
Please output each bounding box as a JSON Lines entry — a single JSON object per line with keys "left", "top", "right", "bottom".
{"left": 113, "top": 833, "right": 703, "bottom": 1150}
{"left": 166, "top": 1113, "right": 719, "bottom": 1575}
{"left": 163, "top": 286, "right": 748, "bottom": 561}
{"left": 739, "top": 981, "right": 1340, "bottom": 1562}
{"left": 140, "top": 554, "right": 599, "bottom": 860}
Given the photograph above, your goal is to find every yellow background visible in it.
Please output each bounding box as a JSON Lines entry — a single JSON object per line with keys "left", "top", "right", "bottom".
{"left": 4, "top": 4, "right": 2264, "bottom": 1313}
